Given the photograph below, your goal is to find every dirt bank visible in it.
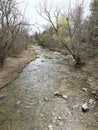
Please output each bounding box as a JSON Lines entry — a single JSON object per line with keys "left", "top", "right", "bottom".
{"left": 0, "top": 45, "right": 37, "bottom": 89}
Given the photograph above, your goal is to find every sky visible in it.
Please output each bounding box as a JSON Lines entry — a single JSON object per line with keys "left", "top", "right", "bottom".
{"left": 17, "top": 0, "right": 91, "bottom": 33}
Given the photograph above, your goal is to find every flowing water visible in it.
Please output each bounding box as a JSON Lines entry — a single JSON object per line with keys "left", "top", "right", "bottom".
{"left": 0, "top": 46, "right": 98, "bottom": 130}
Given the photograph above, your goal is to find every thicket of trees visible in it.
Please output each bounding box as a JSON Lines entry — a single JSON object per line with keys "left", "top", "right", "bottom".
{"left": 0, "top": 0, "right": 97, "bottom": 67}
{"left": 0, "top": 0, "right": 29, "bottom": 67}
{"left": 33, "top": 0, "right": 98, "bottom": 66}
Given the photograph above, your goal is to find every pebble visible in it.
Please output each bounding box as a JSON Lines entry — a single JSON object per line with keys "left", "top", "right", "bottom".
{"left": 54, "top": 91, "right": 62, "bottom": 97}
{"left": 40, "top": 114, "right": 45, "bottom": 118}
{"left": 67, "top": 111, "right": 72, "bottom": 116}
{"left": 16, "top": 101, "right": 21, "bottom": 105}
{"left": 57, "top": 116, "right": 62, "bottom": 120}
{"left": 82, "top": 88, "right": 88, "bottom": 92}
{"left": 44, "top": 97, "right": 49, "bottom": 102}
{"left": 62, "top": 95, "right": 68, "bottom": 99}
{"left": 48, "top": 124, "right": 53, "bottom": 130}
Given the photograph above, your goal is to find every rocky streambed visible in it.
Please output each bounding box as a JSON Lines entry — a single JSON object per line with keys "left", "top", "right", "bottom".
{"left": 0, "top": 46, "right": 98, "bottom": 130}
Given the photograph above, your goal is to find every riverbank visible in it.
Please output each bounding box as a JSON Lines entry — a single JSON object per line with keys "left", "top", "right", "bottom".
{"left": 83, "top": 57, "right": 98, "bottom": 79}
{"left": 0, "top": 45, "right": 37, "bottom": 89}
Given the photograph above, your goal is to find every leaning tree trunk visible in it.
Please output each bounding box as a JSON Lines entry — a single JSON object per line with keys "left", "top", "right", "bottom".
{"left": 0, "top": 52, "right": 5, "bottom": 67}
{"left": 73, "top": 55, "right": 85, "bottom": 67}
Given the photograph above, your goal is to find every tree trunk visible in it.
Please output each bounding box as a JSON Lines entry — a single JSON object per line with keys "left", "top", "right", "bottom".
{"left": 0, "top": 52, "right": 6, "bottom": 67}
{"left": 73, "top": 55, "right": 85, "bottom": 67}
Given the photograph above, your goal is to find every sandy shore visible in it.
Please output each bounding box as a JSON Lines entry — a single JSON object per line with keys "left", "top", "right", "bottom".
{"left": 0, "top": 46, "right": 37, "bottom": 89}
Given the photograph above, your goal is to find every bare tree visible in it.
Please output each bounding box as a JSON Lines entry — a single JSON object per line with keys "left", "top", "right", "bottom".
{"left": 37, "top": 0, "right": 86, "bottom": 66}
{"left": 0, "top": 0, "right": 29, "bottom": 67}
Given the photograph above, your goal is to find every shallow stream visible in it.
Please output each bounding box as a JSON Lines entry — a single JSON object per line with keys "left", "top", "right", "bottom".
{"left": 0, "top": 46, "right": 98, "bottom": 130}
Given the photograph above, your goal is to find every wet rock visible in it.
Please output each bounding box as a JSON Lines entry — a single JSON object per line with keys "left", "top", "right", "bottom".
{"left": 54, "top": 91, "right": 62, "bottom": 97}
{"left": 0, "top": 95, "right": 6, "bottom": 100}
{"left": 44, "top": 97, "right": 49, "bottom": 102}
{"left": 54, "top": 92, "right": 67, "bottom": 100}
{"left": 48, "top": 124, "right": 53, "bottom": 130}
{"left": 62, "top": 95, "right": 68, "bottom": 99}
{"left": 82, "top": 103, "right": 89, "bottom": 113}
{"left": 82, "top": 88, "right": 88, "bottom": 92}
{"left": 41, "top": 60, "right": 45, "bottom": 62}
{"left": 67, "top": 111, "right": 72, "bottom": 116}
{"left": 57, "top": 116, "right": 62, "bottom": 120}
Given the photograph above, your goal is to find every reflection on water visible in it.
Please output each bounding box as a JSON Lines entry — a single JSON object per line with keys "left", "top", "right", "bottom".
{"left": 0, "top": 46, "right": 98, "bottom": 130}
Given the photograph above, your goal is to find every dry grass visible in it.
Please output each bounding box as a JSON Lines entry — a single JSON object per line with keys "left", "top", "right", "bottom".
{"left": 0, "top": 45, "right": 37, "bottom": 89}
{"left": 83, "top": 57, "right": 98, "bottom": 78}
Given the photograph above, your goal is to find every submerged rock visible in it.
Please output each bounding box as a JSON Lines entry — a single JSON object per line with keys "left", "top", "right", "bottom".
{"left": 41, "top": 60, "right": 45, "bottom": 62}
